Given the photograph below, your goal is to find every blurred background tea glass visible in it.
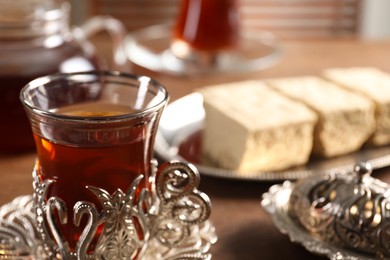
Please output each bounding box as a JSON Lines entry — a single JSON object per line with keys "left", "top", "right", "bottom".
{"left": 125, "top": 0, "right": 281, "bottom": 76}
{"left": 0, "top": 0, "right": 127, "bottom": 154}
{"left": 170, "top": 0, "right": 241, "bottom": 67}
{"left": 20, "top": 71, "right": 168, "bottom": 255}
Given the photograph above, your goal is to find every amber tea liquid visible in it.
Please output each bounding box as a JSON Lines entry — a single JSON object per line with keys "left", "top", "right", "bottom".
{"left": 173, "top": 0, "right": 240, "bottom": 51}
{"left": 34, "top": 103, "right": 153, "bottom": 251}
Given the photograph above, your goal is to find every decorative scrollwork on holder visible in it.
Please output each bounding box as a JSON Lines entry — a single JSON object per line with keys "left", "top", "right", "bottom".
{"left": 143, "top": 161, "right": 214, "bottom": 260}
{"left": 0, "top": 161, "right": 216, "bottom": 260}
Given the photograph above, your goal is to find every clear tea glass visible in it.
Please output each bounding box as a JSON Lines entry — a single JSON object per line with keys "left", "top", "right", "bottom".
{"left": 171, "top": 0, "right": 241, "bottom": 63}
{"left": 20, "top": 71, "right": 168, "bottom": 253}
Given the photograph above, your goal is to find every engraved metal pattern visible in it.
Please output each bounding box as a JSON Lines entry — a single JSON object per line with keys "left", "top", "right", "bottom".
{"left": 262, "top": 162, "right": 390, "bottom": 260}
{"left": 0, "top": 161, "right": 216, "bottom": 259}
{"left": 88, "top": 177, "right": 147, "bottom": 260}
{"left": 262, "top": 181, "right": 373, "bottom": 260}
{"left": 0, "top": 196, "right": 39, "bottom": 259}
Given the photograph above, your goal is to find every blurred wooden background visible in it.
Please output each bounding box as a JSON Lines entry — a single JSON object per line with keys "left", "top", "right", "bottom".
{"left": 72, "top": 0, "right": 362, "bottom": 39}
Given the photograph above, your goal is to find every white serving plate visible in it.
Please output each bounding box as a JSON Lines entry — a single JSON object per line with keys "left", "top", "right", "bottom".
{"left": 155, "top": 93, "right": 390, "bottom": 181}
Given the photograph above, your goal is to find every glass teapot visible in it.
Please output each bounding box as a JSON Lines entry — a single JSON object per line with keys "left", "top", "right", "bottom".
{"left": 0, "top": 0, "right": 128, "bottom": 154}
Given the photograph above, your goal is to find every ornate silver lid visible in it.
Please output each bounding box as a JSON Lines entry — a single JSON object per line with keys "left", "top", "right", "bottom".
{"left": 288, "top": 162, "right": 390, "bottom": 259}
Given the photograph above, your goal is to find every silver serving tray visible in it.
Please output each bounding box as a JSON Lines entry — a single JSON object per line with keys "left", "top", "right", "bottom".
{"left": 155, "top": 93, "right": 390, "bottom": 181}
{"left": 261, "top": 181, "right": 376, "bottom": 260}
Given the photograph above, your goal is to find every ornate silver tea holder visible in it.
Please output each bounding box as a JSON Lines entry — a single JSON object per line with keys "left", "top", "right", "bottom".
{"left": 0, "top": 160, "right": 217, "bottom": 259}
{"left": 262, "top": 161, "right": 390, "bottom": 260}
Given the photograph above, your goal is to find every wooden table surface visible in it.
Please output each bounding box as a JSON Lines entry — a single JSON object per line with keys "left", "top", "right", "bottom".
{"left": 1, "top": 39, "right": 390, "bottom": 260}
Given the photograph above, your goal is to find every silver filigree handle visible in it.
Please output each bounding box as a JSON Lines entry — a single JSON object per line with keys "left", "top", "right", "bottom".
{"left": 153, "top": 161, "right": 212, "bottom": 248}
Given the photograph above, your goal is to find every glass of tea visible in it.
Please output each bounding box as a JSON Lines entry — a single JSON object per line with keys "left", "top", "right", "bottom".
{"left": 170, "top": 0, "right": 241, "bottom": 67}
{"left": 20, "top": 71, "right": 168, "bottom": 254}
{"left": 125, "top": 0, "right": 280, "bottom": 76}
